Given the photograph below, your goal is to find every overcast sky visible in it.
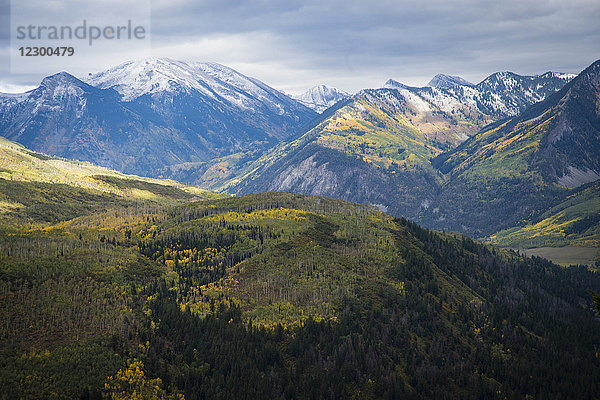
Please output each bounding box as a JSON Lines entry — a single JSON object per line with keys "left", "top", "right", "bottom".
{"left": 1, "top": 0, "right": 599, "bottom": 94}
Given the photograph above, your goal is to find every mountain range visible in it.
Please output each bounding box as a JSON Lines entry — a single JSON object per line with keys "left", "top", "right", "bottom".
{"left": 0, "top": 57, "right": 598, "bottom": 248}
{"left": 1, "top": 58, "right": 600, "bottom": 399}
{"left": 218, "top": 64, "right": 591, "bottom": 238}
{"left": 0, "top": 58, "right": 316, "bottom": 176}
{"left": 426, "top": 60, "right": 600, "bottom": 235}
{"left": 385, "top": 70, "right": 574, "bottom": 122}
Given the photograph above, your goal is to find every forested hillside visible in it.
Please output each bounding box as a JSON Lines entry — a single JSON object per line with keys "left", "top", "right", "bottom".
{"left": 0, "top": 136, "right": 222, "bottom": 224}
{"left": 488, "top": 180, "right": 600, "bottom": 248}
{"left": 1, "top": 187, "right": 599, "bottom": 399}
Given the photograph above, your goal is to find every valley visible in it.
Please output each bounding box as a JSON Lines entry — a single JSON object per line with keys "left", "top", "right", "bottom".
{"left": 515, "top": 246, "right": 598, "bottom": 267}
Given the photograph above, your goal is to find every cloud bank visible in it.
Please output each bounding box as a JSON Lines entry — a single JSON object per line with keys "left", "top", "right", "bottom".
{"left": 1, "top": 0, "right": 599, "bottom": 93}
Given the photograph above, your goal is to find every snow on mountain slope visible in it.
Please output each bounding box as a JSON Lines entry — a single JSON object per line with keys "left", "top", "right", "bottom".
{"left": 293, "top": 85, "right": 350, "bottom": 113}
{"left": 427, "top": 74, "right": 473, "bottom": 89}
{"left": 0, "top": 71, "right": 191, "bottom": 175}
{"left": 0, "top": 59, "right": 317, "bottom": 178}
{"left": 384, "top": 79, "right": 410, "bottom": 90}
{"left": 423, "top": 60, "right": 600, "bottom": 235}
{"left": 383, "top": 79, "right": 491, "bottom": 131}
{"left": 85, "top": 58, "right": 307, "bottom": 116}
{"left": 86, "top": 58, "right": 198, "bottom": 100}
{"left": 2, "top": 73, "right": 89, "bottom": 116}
{"left": 82, "top": 57, "right": 317, "bottom": 144}
{"left": 383, "top": 70, "right": 574, "bottom": 122}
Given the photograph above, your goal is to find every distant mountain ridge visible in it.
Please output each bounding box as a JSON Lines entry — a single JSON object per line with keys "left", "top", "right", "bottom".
{"left": 219, "top": 61, "right": 596, "bottom": 238}
{"left": 1, "top": 58, "right": 592, "bottom": 241}
{"left": 86, "top": 58, "right": 308, "bottom": 118}
{"left": 0, "top": 58, "right": 317, "bottom": 176}
{"left": 385, "top": 70, "right": 575, "bottom": 120}
{"left": 427, "top": 74, "right": 473, "bottom": 89}
{"left": 216, "top": 82, "right": 481, "bottom": 218}
{"left": 422, "top": 59, "right": 600, "bottom": 235}
{"left": 292, "top": 85, "right": 350, "bottom": 113}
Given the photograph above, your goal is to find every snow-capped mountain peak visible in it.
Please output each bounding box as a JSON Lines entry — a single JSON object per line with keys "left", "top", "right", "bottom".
{"left": 0, "top": 58, "right": 317, "bottom": 179}
{"left": 472, "top": 70, "right": 575, "bottom": 116}
{"left": 84, "top": 57, "right": 300, "bottom": 115}
{"left": 293, "top": 85, "right": 350, "bottom": 113}
{"left": 35, "top": 72, "right": 95, "bottom": 105}
{"left": 538, "top": 71, "right": 578, "bottom": 81}
{"left": 85, "top": 57, "right": 219, "bottom": 101}
{"left": 381, "top": 69, "right": 575, "bottom": 121}
{"left": 41, "top": 71, "right": 86, "bottom": 87}
{"left": 384, "top": 79, "right": 410, "bottom": 90}
{"left": 427, "top": 74, "right": 473, "bottom": 89}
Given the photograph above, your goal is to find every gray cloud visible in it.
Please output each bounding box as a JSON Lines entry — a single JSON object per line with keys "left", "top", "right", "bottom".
{"left": 1, "top": 0, "right": 599, "bottom": 93}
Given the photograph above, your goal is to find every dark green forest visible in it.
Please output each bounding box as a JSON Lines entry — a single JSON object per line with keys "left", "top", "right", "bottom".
{"left": 1, "top": 189, "right": 599, "bottom": 399}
